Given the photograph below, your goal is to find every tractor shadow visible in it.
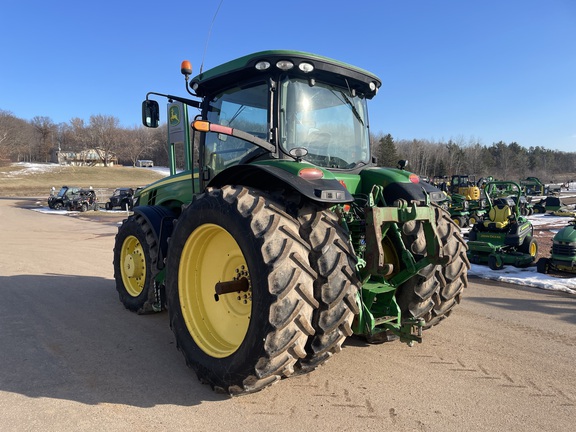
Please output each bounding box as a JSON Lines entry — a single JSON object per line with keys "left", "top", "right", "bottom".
{"left": 0, "top": 274, "right": 226, "bottom": 407}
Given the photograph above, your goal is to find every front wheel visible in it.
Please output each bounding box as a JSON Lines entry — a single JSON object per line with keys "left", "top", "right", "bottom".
{"left": 452, "top": 216, "right": 466, "bottom": 228}
{"left": 488, "top": 254, "right": 504, "bottom": 270}
{"left": 519, "top": 235, "right": 538, "bottom": 261}
{"left": 113, "top": 214, "right": 161, "bottom": 313}
{"left": 165, "top": 186, "right": 317, "bottom": 395}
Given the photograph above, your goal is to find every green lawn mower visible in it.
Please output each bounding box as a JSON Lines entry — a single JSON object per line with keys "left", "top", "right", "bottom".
{"left": 537, "top": 217, "right": 576, "bottom": 275}
{"left": 532, "top": 196, "right": 563, "bottom": 214}
{"left": 448, "top": 193, "right": 471, "bottom": 227}
{"left": 467, "top": 181, "right": 538, "bottom": 270}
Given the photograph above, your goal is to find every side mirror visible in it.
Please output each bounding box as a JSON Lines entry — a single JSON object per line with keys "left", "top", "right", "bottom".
{"left": 142, "top": 100, "right": 160, "bottom": 128}
{"left": 397, "top": 159, "right": 408, "bottom": 170}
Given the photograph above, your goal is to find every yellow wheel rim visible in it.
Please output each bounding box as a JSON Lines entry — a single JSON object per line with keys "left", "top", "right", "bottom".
{"left": 529, "top": 241, "right": 537, "bottom": 257}
{"left": 179, "top": 224, "right": 251, "bottom": 358}
{"left": 453, "top": 218, "right": 461, "bottom": 226}
{"left": 120, "top": 235, "right": 146, "bottom": 297}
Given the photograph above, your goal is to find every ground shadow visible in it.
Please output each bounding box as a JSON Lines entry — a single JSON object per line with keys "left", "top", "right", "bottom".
{"left": 0, "top": 273, "right": 227, "bottom": 407}
{"left": 467, "top": 276, "right": 576, "bottom": 325}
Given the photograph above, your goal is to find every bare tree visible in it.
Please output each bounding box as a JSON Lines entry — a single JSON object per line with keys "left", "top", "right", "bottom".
{"left": 88, "top": 114, "right": 120, "bottom": 166}
{"left": 0, "top": 110, "right": 36, "bottom": 162}
{"left": 69, "top": 117, "right": 91, "bottom": 152}
{"left": 30, "top": 116, "right": 56, "bottom": 162}
{"left": 0, "top": 110, "right": 17, "bottom": 161}
{"left": 117, "top": 126, "right": 157, "bottom": 166}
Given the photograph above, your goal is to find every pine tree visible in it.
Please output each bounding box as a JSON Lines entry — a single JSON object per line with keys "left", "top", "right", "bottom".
{"left": 378, "top": 134, "right": 398, "bottom": 167}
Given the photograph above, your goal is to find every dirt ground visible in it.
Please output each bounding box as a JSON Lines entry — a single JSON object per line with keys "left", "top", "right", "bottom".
{"left": 1, "top": 197, "right": 575, "bottom": 432}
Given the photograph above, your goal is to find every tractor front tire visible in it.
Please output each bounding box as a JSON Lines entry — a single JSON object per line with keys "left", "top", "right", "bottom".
{"left": 296, "top": 205, "right": 360, "bottom": 374}
{"left": 165, "top": 186, "right": 317, "bottom": 395}
{"left": 396, "top": 206, "right": 470, "bottom": 329}
{"left": 113, "top": 214, "right": 161, "bottom": 314}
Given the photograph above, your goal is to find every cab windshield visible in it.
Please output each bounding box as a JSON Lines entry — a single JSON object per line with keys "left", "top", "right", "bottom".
{"left": 279, "top": 77, "right": 371, "bottom": 169}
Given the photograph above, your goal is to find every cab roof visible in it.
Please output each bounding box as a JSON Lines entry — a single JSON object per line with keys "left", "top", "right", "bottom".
{"left": 189, "top": 50, "right": 382, "bottom": 99}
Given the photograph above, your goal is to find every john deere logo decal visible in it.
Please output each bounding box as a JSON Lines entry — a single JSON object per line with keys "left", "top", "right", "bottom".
{"left": 169, "top": 105, "right": 180, "bottom": 126}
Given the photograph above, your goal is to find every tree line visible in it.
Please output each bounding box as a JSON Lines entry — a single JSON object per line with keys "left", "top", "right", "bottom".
{"left": 0, "top": 110, "right": 170, "bottom": 168}
{"left": 371, "top": 133, "right": 575, "bottom": 184}
{"left": 1, "top": 109, "right": 574, "bottom": 183}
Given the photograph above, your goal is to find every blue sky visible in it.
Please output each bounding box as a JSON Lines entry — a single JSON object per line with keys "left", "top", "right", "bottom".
{"left": 1, "top": 0, "right": 575, "bottom": 152}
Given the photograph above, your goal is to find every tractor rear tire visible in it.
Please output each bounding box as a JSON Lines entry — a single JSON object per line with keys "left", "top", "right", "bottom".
{"left": 165, "top": 186, "right": 317, "bottom": 395}
{"left": 113, "top": 214, "right": 161, "bottom": 314}
{"left": 296, "top": 205, "right": 360, "bottom": 374}
{"left": 395, "top": 205, "right": 469, "bottom": 329}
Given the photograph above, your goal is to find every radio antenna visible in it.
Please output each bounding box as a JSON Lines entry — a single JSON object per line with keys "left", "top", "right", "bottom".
{"left": 199, "top": 0, "right": 224, "bottom": 74}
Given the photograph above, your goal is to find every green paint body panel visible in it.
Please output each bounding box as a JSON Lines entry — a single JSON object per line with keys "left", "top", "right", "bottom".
{"left": 358, "top": 167, "right": 415, "bottom": 194}
{"left": 252, "top": 159, "right": 338, "bottom": 179}
{"left": 136, "top": 170, "right": 199, "bottom": 214}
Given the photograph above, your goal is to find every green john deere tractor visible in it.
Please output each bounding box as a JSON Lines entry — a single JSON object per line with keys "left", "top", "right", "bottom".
{"left": 537, "top": 217, "right": 576, "bottom": 275}
{"left": 113, "top": 50, "right": 469, "bottom": 395}
{"left": 467, "top": 181, "right": 538, "bottom": 270}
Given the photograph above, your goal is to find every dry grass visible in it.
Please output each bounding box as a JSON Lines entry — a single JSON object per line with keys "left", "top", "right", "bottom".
{"left": 0, "top": 164, "right": 166, "bottom": 198}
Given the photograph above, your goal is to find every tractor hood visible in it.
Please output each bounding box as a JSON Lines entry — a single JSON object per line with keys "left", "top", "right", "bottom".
{"left": 554, "top": 222, "right": 576, "bottom": 244}
{"left": 359, "top": 167, "right": 446, "bottom": 204}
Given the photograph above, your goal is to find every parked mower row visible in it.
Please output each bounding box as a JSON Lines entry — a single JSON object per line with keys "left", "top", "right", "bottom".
{"left": 449, "top": 180, "right": 575, "bottom": 274}
{"left": 432, "top": 174, "right": 567, "bottom": 230}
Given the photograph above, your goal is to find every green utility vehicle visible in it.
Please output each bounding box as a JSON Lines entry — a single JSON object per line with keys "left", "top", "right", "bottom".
{"left": 113, "top": 50, "right": 469, "bottom": 395}
{"left": 537, "top": 217, "right": 576, "bottom": 275}
{"left": 467, "top": 181, "right": 538, "bottom": 270}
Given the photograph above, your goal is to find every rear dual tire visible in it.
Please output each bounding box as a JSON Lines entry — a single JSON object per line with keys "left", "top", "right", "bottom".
{"left": 297, "top": 205, "right": 360, "bottom": 373}
{"left": 165, "top": 186, "right": 319, "bottom": 395}
{"left": 396, "top": 206, "right": 470, "bottom": 328}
